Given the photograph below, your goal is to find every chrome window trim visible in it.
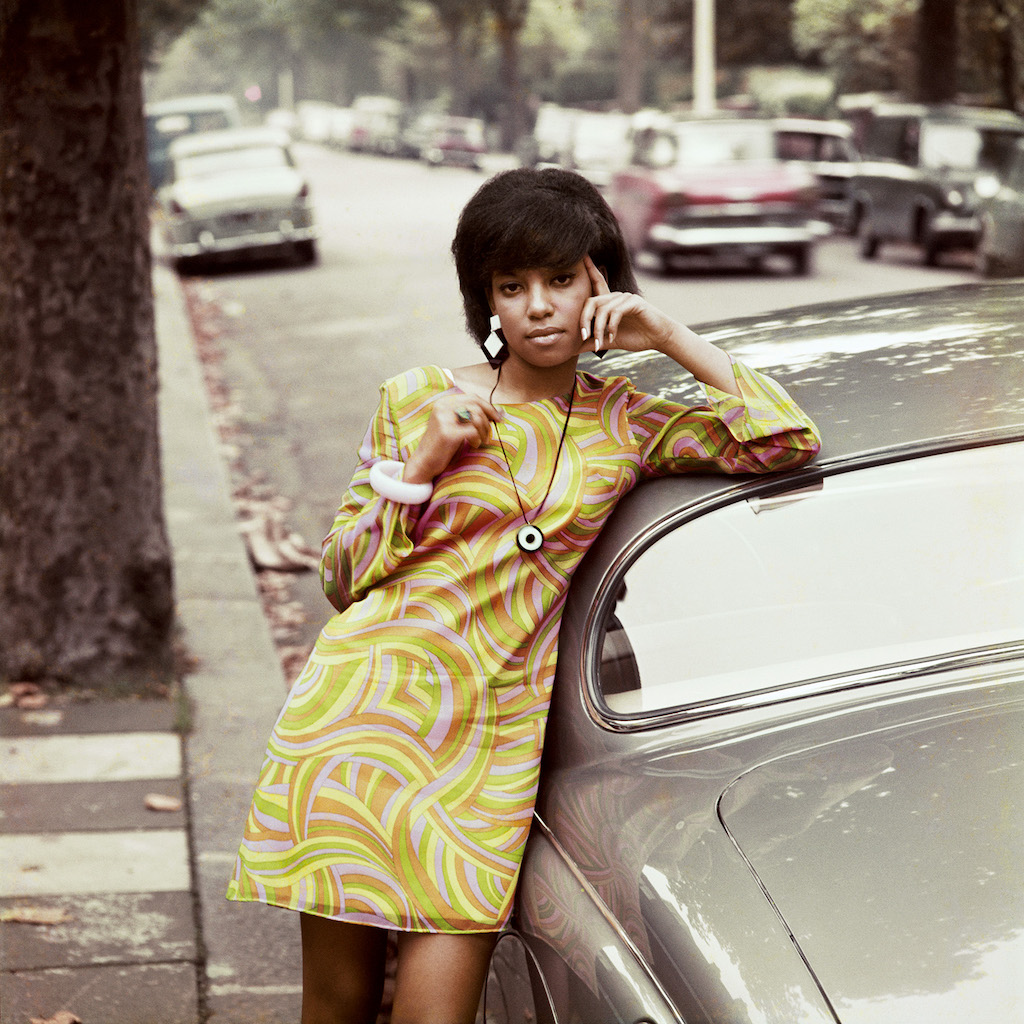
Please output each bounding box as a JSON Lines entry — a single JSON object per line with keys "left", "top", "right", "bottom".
{"left": 581, "top": 432, "right": 1024, "bottom": 733}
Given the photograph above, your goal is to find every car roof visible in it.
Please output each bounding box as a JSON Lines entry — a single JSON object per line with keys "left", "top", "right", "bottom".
{"left": 145, "top": 93, "right": 239, "bottom": 117}
{"left": 579, "top": 280, "right": 1024, "bottom": 582}
{"left": 866, "top": 102, "right": 1024, "bottom": 129}
{"left": 772, "top": 117, "right": 852, "bottom": 137}
{"left": 168, "top": 126, "right": 291, "bottom": 158}
{"left": 607, "top": 281, "right": 1024, "bottom": 462}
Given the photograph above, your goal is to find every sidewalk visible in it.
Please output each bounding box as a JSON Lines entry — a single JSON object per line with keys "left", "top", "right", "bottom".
{"left": 0, "top": 262, "right": 301, "bottom": 1023}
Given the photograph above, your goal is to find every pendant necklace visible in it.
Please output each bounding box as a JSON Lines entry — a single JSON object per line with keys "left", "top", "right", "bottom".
{"left": 489, "top": 367, "right": 577, "bottom": 553}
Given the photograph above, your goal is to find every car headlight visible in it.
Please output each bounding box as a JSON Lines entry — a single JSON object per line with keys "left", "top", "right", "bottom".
{"left": 974, "top": 173, "right": 1001, "bottom": 200}
{"left": 945, "top": 188, "right": 965, "bottom": 207}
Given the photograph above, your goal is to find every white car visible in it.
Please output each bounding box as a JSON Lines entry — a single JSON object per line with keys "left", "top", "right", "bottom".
{"left": 159, "top": 127, "right": 318, "bottom": 272}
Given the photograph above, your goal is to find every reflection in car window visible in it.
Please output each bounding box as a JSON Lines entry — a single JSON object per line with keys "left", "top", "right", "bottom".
{"left": 175, "top": 145, "right": 291, "bottom": 180}
{"left": 599, "top": 444, "right": 1024, "bottom": 716}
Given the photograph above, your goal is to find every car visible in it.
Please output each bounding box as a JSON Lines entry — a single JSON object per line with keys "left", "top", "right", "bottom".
{"left": 144, "top": 92, "right": 242, "bottom": 190}
{"left": 482, "top": 282, "right": 1024, "bottom": 1024}
{"left": 158, "top": 126, "right": 318, "bottom": 272}
{"left": 421, "top": 115, "right": 488, "bottom": 169}
{"left": 976, "top": 137, "right": 1024, "bottom": 277}
{"left": 773, "top": 117, "right": 859, "bottom": 230}
{"left": 850, "top": 102, "right": 1024, "bottom": 265}
{"left": 609, "top": 117, "right": 824, "bottom": 275}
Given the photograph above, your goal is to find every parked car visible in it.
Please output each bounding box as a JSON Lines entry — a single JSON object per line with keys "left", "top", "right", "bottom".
{"left": 144, "top": 93, "right": 241, "bottom": 189}
{"left": 850, "top": 102, "right": 1024, "bottom": 265}
{"left": 482, "top": 281, "right": 1024, "bottom": 1024}
{"left": 609, "top": 117, "right": 823, "bottom": 275}
{"left": 976, "top": 137, "right": 1024, "bottom": 277}
{"left": 158, "top": 127, "right": 318, "bottom": 272}
{"left": 348, "top": 95, "right": 404, "bottom": 155}
{"left": 773, "top": 117, "right": 859, "bottom": 230}
{"left": 421, "top": 115, "right": 487, "bottom": 169}
{"left": 561, "top": 110, "right": 633, "bottom": 189}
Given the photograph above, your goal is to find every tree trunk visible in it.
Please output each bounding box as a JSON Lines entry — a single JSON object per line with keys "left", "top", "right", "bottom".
{"left": 494, "top": 3, "right": 529, "bottom": 151}
{"left": 0, "top": 0, "right": 175, "bottom": 687}
{"left": 917, "top": 0, "right": 959, "bottom": 102}
{"left": 618, "top": 0, "right": 648, "bottom": 114}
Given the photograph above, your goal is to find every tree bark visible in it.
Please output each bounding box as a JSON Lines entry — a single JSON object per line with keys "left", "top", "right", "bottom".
{"left": 618, "top": 0, "right": 648, "bottom": 115}
{"left": 493, "top": 0, "right": 529, "bottom": 150}
{"left": 917, "top": 0, "right": 959, "bottom": 102}
{"left": 0, "top": 0, "right": 175, "bottom": 687}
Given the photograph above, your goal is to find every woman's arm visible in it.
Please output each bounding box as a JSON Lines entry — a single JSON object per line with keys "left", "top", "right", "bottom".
{"left": 580, "top": 255, "right": 739, "bottom": 396}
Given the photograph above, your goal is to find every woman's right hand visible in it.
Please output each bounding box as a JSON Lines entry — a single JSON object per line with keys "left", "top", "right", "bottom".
{"left": 403, "top": 394, "right": 502, "bottom": 484}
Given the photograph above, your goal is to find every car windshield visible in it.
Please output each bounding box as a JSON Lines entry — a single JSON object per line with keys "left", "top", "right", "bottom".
{"left": 598, "top": 443, "right": 1024, "bottom": 717}
{"left": 920, "top": 123, "right": 1024, "bottom": 172}
{"left": 175, "top": 145, "right": 291, "bottom": 180}
{"left": 671, "top": 121, "right": 775, "bottom": 165}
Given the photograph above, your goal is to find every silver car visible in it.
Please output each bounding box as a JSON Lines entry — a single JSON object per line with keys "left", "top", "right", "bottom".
{"left": 159, "top": 127, "right": 318, "bottom": 272}
{"left": 977, "top": 138, "right": 1024, "bottom": 277}
{"left": 483, "top": 283, "right": 1024, "bottom": 1024}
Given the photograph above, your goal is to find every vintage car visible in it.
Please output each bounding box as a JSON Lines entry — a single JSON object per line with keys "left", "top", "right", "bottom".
{"left": 976, "top": 137, "right": 1024, "bottom": 277}
{"left": 851, "top": 102, "right": 1024, "bottom": 265}
{"left": 482, "top": 282, "right": 1024, "bottom": 1024}
{"left": 159, "top": 127, "right": 318, "bottom": 272}
{"left": 145, "top": 92, "right": 242, "bottom": 190}
{"left": 421, "top": 115, "right": 488, "bottom": 169}
{"left": 609, "top": 118, "right": 824, "bottom": 275}
{"left": 773, "top": 117, "right": 859, "bottom": 230}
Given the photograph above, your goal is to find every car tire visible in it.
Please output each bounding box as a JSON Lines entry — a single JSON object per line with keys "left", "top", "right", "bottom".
{"left": 295, "top": 239, "right": 318, "bottom": 266}
{"left": 921, "top": 223, "right": 942, "bottom": 267}
{"left": 858, "top": 216, "right": 880, "bottom": 260}
{"left": 791, "top": 244, "right": 813, "bottom": 276}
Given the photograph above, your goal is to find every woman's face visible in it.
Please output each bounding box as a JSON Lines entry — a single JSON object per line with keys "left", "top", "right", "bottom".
{"left": 489, "top": 259, "right": 593, "bottom": 368}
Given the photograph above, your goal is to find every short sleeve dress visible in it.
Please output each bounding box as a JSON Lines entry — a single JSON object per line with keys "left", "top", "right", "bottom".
{"left": 226, "top": 360, "right": 820, "bottom": 933}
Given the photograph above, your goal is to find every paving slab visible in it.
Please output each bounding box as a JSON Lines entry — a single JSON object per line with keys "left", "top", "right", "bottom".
{"left": 0, "top": 831, "right": 191, "bottom": 898}
{"left": 0, "top": 962, "right": 199, "bottom": 1024}
{"left": 0, "top": 700, "right": 177, "bottom": 738}
{"left": 1, "top": 778, "right": 186, "bottom": 833}
{"left": 0, "top": 733, "right": 182, "bottom": 785}
{"left": 0, "top": 892, "right": 197, "bottom": 971}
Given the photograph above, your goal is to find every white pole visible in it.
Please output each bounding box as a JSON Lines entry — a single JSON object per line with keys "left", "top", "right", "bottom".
{"left": 278, "top": 69, "right": 295, "bottom": 111}
{"left": 693, "top": 0, "right": 716, "bottom": 115}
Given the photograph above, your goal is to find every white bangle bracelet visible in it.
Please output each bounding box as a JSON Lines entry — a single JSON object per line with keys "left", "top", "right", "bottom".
{"left": 368, "top": 459, "right": 433, "bottom": 504}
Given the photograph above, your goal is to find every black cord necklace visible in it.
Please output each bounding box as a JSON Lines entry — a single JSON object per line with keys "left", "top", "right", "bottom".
{"left": 489, "top": 367, "right": 577, "bottom": 553}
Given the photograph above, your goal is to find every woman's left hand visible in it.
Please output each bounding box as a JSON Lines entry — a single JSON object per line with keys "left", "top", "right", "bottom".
{"left": 579, "top": 254, "right": 680, "bottom": 356}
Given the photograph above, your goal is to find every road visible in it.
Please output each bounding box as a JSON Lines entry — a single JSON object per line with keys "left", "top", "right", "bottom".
{"left": 178, "top": 142, "right": 977, "bottom": 653}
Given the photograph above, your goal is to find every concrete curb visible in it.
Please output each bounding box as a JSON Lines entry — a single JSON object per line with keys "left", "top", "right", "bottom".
{"left": 155, "top": 261, "right": 302, "bottom": 1022}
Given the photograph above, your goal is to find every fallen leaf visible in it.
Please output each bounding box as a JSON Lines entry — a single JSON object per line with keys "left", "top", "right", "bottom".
{"left": 1, "top": 906, "right": 73, "bottom": 925}
{"left": 31, "top": 1012, "right": 82, "bottom": 1024}
{"left": 145, "top": 793, "right": 184, "bottom": 813}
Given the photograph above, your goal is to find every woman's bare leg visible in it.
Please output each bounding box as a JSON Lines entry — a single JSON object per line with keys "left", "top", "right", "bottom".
{"left": 390, "top": 931, "right": 498, "bottom": 1024}
{"left": 299, "top": 914, "right": 389, "bottom": 1024}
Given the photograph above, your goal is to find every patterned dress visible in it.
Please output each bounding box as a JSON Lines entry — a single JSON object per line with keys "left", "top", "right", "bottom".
{"left": 226, "top": 361, "right": 820, "bottom": 932}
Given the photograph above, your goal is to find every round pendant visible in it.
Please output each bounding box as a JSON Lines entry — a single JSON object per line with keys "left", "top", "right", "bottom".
{"left": 516, "top": 524, "right": 544, "bottom": 552}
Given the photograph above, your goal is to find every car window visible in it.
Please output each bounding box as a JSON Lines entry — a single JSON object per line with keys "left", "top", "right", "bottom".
{"left": 920, "top": 123, "right": 983, "bottom": 169}
{"left": 597, "top": 443, "right": 1024, "bottom": 717}
{"left": 671, "top": 122, "right": 774, "bottom": 164}
{"left": 175, "top": 145, "right": 291, "bottom": 180}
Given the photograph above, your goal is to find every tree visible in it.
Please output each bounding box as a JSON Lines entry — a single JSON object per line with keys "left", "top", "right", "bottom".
{"left": 490, "top": 0, "right": 530, "bottom": 146}
{"left": 0, "top": 0, "right": 175, "bottom": 688}
{"left": 917, "top": 0, "right": 958, "bottom": 101}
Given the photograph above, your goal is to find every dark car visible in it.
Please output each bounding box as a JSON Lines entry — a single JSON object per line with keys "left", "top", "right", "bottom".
{"left": 851, "top": 102, "right": 1024, "bottom": 265}
{"left": 145, "top": 93, "right": 242, "bottom": 190}
{"left": 976, "top": 137, "right": 1024, "bottom": 277}
{"left": 609, "top": 117, "right": 823, "bottom": 275}
{"left": 482, "top": 283, "right": 1024, "bottom": 1024}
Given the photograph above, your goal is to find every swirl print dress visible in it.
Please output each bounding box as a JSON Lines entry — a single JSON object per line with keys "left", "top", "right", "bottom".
{"left": 227, "top": 360, "right": 820, "bottom": 932}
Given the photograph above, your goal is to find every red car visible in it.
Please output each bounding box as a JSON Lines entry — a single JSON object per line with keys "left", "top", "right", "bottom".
{"left": 610, "top": 118, "right": 823, "bottom": 275}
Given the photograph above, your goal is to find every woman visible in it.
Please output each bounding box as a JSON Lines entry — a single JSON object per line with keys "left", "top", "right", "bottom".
{"left": 227, "top": 167, "right": 821, "bottom": 1024}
